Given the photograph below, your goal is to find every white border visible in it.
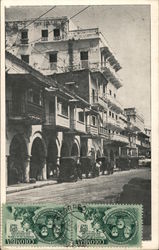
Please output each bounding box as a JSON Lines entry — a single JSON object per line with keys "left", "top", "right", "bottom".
{"left": 1, "top": 0, "right": 159, "bottom": 249}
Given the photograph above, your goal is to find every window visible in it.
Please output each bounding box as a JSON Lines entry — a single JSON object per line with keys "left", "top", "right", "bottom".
{"left": 112, "top": 113, "right": 114, "bottom": 118}
{"left": 109, "top": 111, "right": 111, "bottom": 116}
{"left": 49, "top": 101, "right": 54, "bottom": 113}
{"left": 78, "top": 112, "right": 84, "bottom": 123}
{"left": 21, "top": 30, "right": 28, "bottom": 39}
{"left": 21, "top": 55, "right": 29, "bottom": 64}
{"left": 42, "top": 30, "right": 48, "bottom": 40}
{"left": 28, "top": 88, "right": 42, "bottom": 106}
{"left": 57, "top": 98, "right": 68, "bottom": 117}
{"left": 61, "top": 104, "right": 68, "bottom": 117}
{"left": 49, "top": 53, "right": 57, "bottom": 63}
{"left": 109, "top": 90, "right": 112, "bottom": 96}
{"left": 103, "top": 85, "right": 105, "bottom": 94}
{"left": 109, "top": 129, "right": 111, "bottom": 134}
{"left": 92, "top": 89, "right": 95, "bottom": 103}
{"left": 92, "top": 116, "right": 96, "bottom": 126}
{"left": 21, "top": 30, "right": 28, "bottom": 44}
{"left": 28, "top": 89, "right": 33, "bottom": 103}
{"left": 54, "top": 29, "right": 60, "bottom": 37}
{"left": 80, "top": 51, "right": 88, "bottom": 60}
{"left": 116, "top": 114, "right": 118, "bottom": 120}
{"left": 114, "top": 93, "right": 116, "bottom": 98}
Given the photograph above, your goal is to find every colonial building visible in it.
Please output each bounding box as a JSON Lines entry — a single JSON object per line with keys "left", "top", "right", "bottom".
{"left": 5, "top": 16, "right": 151, "bottom": 185}
{"left": 6, "top": 51, "right": 91, "bottom": 185}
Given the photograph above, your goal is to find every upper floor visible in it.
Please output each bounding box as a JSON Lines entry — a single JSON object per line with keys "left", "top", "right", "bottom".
{"left": 6, "top": 17, "right": 122, "bottom": 89}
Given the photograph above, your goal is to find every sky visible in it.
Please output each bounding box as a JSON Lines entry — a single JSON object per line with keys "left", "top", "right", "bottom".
{"left": 5, "top": 5, "right": 151, "bottom": 127}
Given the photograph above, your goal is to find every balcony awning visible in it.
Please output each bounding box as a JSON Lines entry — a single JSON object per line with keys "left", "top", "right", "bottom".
{"left": 102, "top": 68, "right": 122, "bottom": 89}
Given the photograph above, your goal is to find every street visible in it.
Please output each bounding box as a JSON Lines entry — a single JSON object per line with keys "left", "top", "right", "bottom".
{"left": 7, "top": 168, "right": 150, "bottom": 204}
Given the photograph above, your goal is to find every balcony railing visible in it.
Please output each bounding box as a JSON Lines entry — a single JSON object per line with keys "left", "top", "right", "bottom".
{"left": 110, "top": 133, "right": 129, "bottom": 144}
{"left": 20, "top": 38, "right": 29, "bottom": 44}
{"left": 50, "top": 63, "right": 57, "bottom": 70}
{"left": 41, "top": 37, "right": 48, "bottom": 41}
{"left": 6, "top": 100, "right": 44, "bottom": 123}
{"left": 106, "top": 94, "right": 123, "bottom": 112}
{"left": 68, "top": 28, "right": 99, "bottom": 40}
{"left": 64, "top": 61, "right": 122, "bottom": 88}
{"left": 70, "top": 119, "right": 86, "bottom": 133}
{"left": 45, "top": 112, "right": 70, "bottom": 129}
{"left": 86, "top": 125, "right": 98, "bottom": 136}
{"left": 92, "top": 95, "right": 108, "bottom": 110}
{"left": 107, "top": 117, "right": 123, "bottom": 129}
{"left": 141, "top": 141, "right": 150, "bottom": 148}
{"left": 99, "top": 126, "right": 108, "bottom": 137}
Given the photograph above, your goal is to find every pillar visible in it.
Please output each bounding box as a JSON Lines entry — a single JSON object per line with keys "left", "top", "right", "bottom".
{"left": 24, "top": 155, "right": 30, "bottom": 183}
{"left": 41, "top": 159, "right": 47, "bottom": 181}
{"left": 119, "top": 147, "right": 121, "bottom": 157}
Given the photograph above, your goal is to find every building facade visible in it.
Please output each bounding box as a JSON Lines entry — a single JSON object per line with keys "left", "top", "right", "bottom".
{"left": 5, "top": 17, "right": 151, "bottom": 186}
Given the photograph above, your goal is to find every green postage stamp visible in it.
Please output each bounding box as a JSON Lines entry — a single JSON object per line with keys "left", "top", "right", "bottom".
{"left": 2, "top": 204, "right": 142, "bottom": 247}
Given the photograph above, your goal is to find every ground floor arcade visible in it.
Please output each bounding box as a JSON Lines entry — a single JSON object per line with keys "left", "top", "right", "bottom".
{"left": 6, "top": 124, "right": 128, "bottom": 186}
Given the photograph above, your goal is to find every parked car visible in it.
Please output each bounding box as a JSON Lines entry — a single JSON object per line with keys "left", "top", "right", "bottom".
{"left": 116, "top": 156, "right": 130, "bottom": 171}
{"left": 129, "top": 156, "right": 139, "bottom": 169}
{"left": 80, "top": 156, "right": 93, "bottom": 178}
{"left": 139, "top": 156, "right": 151, "bottom": 167}
{"left": 58, "top": 157, "right": 78, "bottom": 183}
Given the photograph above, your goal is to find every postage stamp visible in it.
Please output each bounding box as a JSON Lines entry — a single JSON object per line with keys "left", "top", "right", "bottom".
{"left": 2, "top": 204, "right": 72, "bottom": 246}
{"left": 71, "top": 204, "right": 142, "bottom": 247}
{"left": 2, "top": 203, "right": 142, "bottom": 247}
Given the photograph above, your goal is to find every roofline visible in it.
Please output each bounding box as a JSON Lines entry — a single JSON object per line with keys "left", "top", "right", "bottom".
{"left": 5, "top": 16, "right": 69, "bottom": 23}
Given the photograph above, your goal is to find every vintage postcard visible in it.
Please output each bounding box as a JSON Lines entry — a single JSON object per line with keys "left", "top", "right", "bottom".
{"left": 0, "top": 0, "right": 159, "bottom": 249}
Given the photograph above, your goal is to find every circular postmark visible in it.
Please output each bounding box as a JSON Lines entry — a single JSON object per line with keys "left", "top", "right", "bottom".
{"left": 103, "top": 208, "right": 138, "bottom": 244}
{"left": 33, "top": 208, "right": 66, "bottom": 244}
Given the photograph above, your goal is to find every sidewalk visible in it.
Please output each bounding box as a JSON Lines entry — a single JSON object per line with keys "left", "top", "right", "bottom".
{"left": 6, "top": 170, "right": 121, "bottom": 194}
{"left": 6, "top": 179, "right": 57, "bottom": 194}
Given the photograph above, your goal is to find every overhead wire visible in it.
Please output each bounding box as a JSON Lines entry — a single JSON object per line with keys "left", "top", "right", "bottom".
{"left": 18, "top": 5, "right": 90, "bottom": 45}
{"left": 7, "top": 5, "right": 57, "bottom": 50}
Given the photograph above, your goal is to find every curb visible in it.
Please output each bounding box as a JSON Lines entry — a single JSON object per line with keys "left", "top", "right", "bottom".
{"left": 6, "top": 181, "right": 57, "bottom": 194}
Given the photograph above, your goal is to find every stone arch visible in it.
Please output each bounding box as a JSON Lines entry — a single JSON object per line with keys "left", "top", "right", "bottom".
{"left": 29, "top": 132, "right": 47, "bottom": 156}
{"left": 8, "top": 134, "right": 28, "bottom": 185}
{"left": 30, "top": 133, "right": 47, "bottom": 180}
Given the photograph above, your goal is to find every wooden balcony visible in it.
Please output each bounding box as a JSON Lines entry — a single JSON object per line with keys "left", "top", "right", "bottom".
{"left": 86, "top": 125, "right": 98, "bottom": 136}
{"left": 110, "top": 133, "right": 129, "bottom": 145}
{"left": 44, "top": 113, "right": 70, "bottom": 130}
{"left": 70, "top": 119, "right": 86, "bottom": 134}
{"left": 6, "top": 100, "right": 44, "bottom": 124}
{"left": 99, "top": 126, "right": 108, "bottom": 138}
{"left": 106, "top": 94, "right": 123, "bottom": 113}
{"left": 107, "top": 117, "right": 123, "bottom": 130}
{"left": 92, "top": 96, "right": 108, "bottom": 110}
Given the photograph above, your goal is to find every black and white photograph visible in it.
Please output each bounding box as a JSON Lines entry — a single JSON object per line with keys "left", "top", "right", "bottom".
{"left": 1, "top": 1, "right": 159, "bottom": 248}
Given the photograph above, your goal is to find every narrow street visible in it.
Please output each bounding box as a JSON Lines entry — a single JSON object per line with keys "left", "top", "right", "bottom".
{"left": 7, "top": 168, "right": 150, "bottom": 204}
